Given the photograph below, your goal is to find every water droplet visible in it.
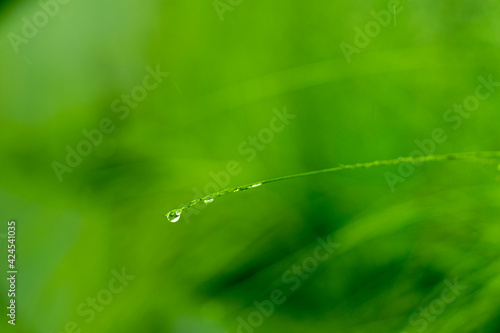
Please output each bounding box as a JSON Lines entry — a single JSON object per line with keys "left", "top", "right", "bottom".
{"left": 239, "top": 183, "right": 263, "bottom": 191}
{"left": 166, "top": 209, "right": 182, "bottom": 223}
{"left": 203, "top": 197, "right": 214, "bottom": 204}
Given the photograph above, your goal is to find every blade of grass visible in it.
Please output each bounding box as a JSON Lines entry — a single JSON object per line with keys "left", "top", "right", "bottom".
{"left": 165, "top": 151, "right": 500, "bottom": 222}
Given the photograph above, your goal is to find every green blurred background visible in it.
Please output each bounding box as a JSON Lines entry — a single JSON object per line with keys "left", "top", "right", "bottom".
{"left": 1, "top": 0, "right": 500, "bottom": 332}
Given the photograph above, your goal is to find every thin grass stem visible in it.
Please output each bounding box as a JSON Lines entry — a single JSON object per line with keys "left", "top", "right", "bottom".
{"left": 165, "top": 151, "right": 500, "bottom": 222}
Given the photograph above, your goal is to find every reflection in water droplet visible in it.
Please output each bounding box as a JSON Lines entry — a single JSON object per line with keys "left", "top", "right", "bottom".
{"left": 166, "top": 209, "right": 182, "bottom": 223}
{"left": 251, "top": 183, "right": 262, "bottom": 188}
{"left": 204, "top": 197, "right": 214, "bottom": 204}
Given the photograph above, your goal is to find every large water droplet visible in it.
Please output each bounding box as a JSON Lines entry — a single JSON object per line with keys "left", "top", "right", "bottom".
{"left": 203, "top": 197, "right": 214, "bottom": 204}
{"left": 166, "top": 209, "right": 182, "bottom": 223}
{"left": 242, "top": 183, "right": 262, "bottom": 190}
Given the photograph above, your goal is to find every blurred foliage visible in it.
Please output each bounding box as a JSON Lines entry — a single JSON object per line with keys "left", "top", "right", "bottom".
{"left": 1, "top": 0, "right": 499, "bottom": 332}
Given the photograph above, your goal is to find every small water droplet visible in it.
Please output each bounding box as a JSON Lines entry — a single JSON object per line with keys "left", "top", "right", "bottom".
{"left": 166, "top": 209, "right": 182, "bottom": 223}
{"left": 251, "top": 183, "right": 262, "bottom": 188}
{"left": 203, "top": 197, "right": 214, "bottom": 204}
